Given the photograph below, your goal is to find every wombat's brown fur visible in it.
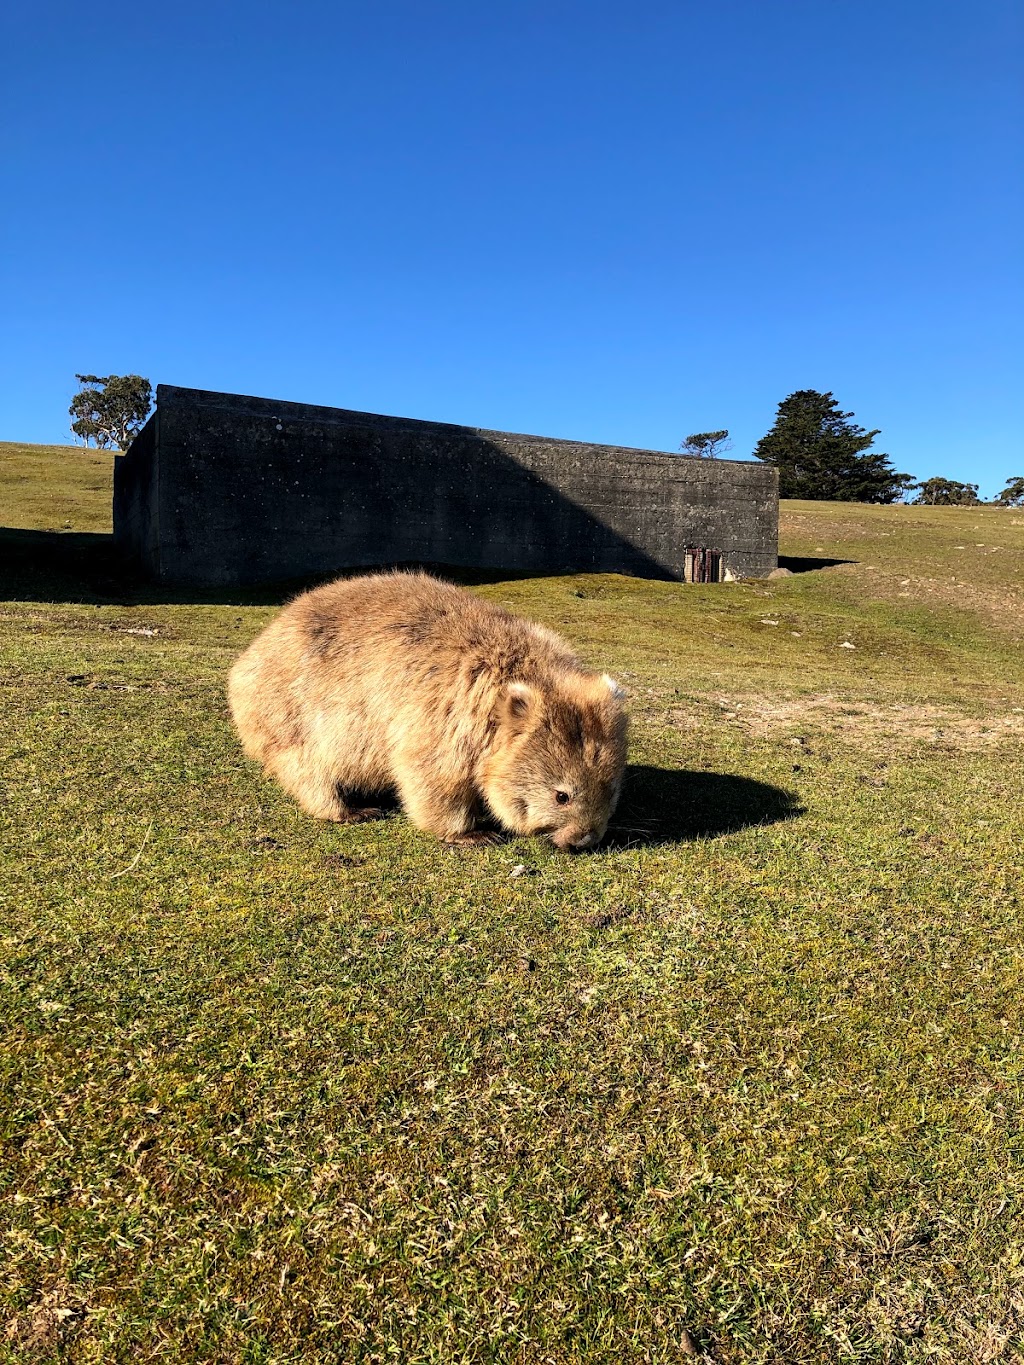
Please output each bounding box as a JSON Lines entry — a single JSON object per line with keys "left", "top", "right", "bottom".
{"left": 227, "top": 572, "right": 627, "bottom": 850}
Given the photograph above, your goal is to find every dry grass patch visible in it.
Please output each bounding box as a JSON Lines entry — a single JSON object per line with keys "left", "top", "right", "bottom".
{"left": 779, "top": 502, "right": 1024, "bottom": 639}
{"left": 667, "top": 693, "right": 1024, "bottom": 752}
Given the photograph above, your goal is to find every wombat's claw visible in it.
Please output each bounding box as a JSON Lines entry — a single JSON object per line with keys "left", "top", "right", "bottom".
{"left": 338, "top": 807, "right": 386, "bottom": 824}
{"left": 443, "top": 830, "right": 504, "bottom": 848}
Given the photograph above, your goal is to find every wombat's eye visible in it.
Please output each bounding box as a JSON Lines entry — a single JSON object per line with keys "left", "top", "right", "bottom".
{"left": 555, "top": 790, "right": 571, "bottom": 806}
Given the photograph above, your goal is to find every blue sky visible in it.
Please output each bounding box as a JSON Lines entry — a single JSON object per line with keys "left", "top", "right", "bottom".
{"left": 3, "top": 0, "right": 1021, "bottom": 496}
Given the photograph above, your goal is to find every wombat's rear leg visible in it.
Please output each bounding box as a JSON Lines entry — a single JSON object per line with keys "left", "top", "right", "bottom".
{"left": 268, "top": 748, "right": 381, "bottom": 823}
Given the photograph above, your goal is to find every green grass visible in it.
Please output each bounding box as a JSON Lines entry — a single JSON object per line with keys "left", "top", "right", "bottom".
{"left": 2, "top": 442, "right": 1023, "bottom": 1363}
{"left": 0, "top": 442, "right": 116, "bottom": 533}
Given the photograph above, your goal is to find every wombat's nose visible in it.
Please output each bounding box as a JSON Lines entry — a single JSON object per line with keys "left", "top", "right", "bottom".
{"left": 553, "top": 828, "right": 599, "bottom": 852}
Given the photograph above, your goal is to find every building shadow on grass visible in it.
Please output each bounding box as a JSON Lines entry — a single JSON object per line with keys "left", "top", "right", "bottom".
{"left": 604, "top": 764, "right": 802, "bottom": 849}
{"left": 0, "top": 527, "right": 608, "bottom": 608}
{"left": 777, "top": 554, "right": 855, "bottom": 573}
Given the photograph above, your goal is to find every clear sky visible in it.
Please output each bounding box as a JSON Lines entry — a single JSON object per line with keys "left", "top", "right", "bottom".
{"left": 3, "top": 0, "right": 1021, "bottom": 497}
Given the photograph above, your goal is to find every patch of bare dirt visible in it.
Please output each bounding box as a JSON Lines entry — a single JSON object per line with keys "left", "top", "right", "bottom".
{"left": 863, "top": 570, "right": 1024, "bottom": 639}
{"left": 668, "top": 694, "right": 1024, "bottom": 751}
{"left": 3, "top": 1284, "right": 90, "bottom": 1353}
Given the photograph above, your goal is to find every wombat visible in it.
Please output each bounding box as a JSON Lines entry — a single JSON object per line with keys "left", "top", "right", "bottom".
{"left": 227, "top": 572, "right": 627, "bottom": 850}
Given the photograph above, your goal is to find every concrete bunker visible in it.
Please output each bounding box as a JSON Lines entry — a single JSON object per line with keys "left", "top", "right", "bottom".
{"left": 113, "top": 385, "right": 778, "bottom": 588}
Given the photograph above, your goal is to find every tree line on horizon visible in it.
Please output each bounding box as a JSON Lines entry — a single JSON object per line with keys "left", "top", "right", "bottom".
{"left": 66, "top": 374, "right": 1022, "bottom": 507}
{"left": 682, "top": 389, "right": 1022, "bottom": 506}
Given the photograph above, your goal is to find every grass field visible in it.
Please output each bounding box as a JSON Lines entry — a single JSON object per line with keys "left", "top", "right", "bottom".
{"left": 2, "top": 441, "right": 1023, "bottom": 1363}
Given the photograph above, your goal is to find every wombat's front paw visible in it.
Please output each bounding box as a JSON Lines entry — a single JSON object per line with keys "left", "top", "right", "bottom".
{"left": 337, "top": 806, "right": 387, "bottom": 824}
{"left": 443, "top": 830, "right": 505, "bottom": 848}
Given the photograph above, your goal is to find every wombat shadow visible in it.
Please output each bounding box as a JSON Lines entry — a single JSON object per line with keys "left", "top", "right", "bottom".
{"left": 337, "top": 767, "right": 799, "bottom": 851}
{"left": 604, "top": 765, "right": 802, "bottom": 849}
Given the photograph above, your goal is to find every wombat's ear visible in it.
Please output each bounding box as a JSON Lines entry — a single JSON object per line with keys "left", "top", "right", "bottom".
{"left": 501, "top": 680, "right": 537, "bottom": 731}
{"left": 601, "top": 673, "right": 626, "bottom": 701}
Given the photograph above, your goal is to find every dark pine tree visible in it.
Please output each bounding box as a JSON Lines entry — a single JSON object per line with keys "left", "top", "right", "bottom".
{"left": 754, "top": 390, "right": 913, "bottom": 503}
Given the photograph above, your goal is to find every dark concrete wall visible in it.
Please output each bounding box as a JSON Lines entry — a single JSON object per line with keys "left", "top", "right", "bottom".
{"left": 114, "top": 385, "right": 778, "bottom": 586}
{"left": 112, "top": 410, "right": 158, "bottom": 569}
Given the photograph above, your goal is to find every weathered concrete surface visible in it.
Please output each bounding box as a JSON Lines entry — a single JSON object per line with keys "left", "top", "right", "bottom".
{"left": 114, "top": 385, "right": 778, "bottom": 586}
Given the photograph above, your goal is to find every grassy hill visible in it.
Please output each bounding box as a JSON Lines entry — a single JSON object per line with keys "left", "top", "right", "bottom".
{"left": 0, "top": 441, "right": 117, "bottom": 533}
{"left": 2, "top": 442, "right": 1023, "bottom": 1363}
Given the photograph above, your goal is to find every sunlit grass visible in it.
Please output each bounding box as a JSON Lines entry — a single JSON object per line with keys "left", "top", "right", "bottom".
{"left": 2, "top": 444, "right": 1022, "bottom": 1362}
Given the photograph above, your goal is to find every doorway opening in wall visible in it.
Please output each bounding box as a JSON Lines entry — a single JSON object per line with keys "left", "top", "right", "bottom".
{"left": 684, "top": 548, "right": 722, "bottom": 583}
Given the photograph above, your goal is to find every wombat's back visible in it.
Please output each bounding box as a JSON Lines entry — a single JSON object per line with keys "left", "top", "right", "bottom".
{"left": 227, "top": 569, "right": 578, "bottom": 774}
{"left": 272, "top": 570, "right": 580, "bottom": 688}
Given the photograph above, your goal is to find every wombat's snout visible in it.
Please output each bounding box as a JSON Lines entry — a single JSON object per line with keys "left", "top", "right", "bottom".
{"left": 550, "top": 826, "right": 604, "bottom": 853}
